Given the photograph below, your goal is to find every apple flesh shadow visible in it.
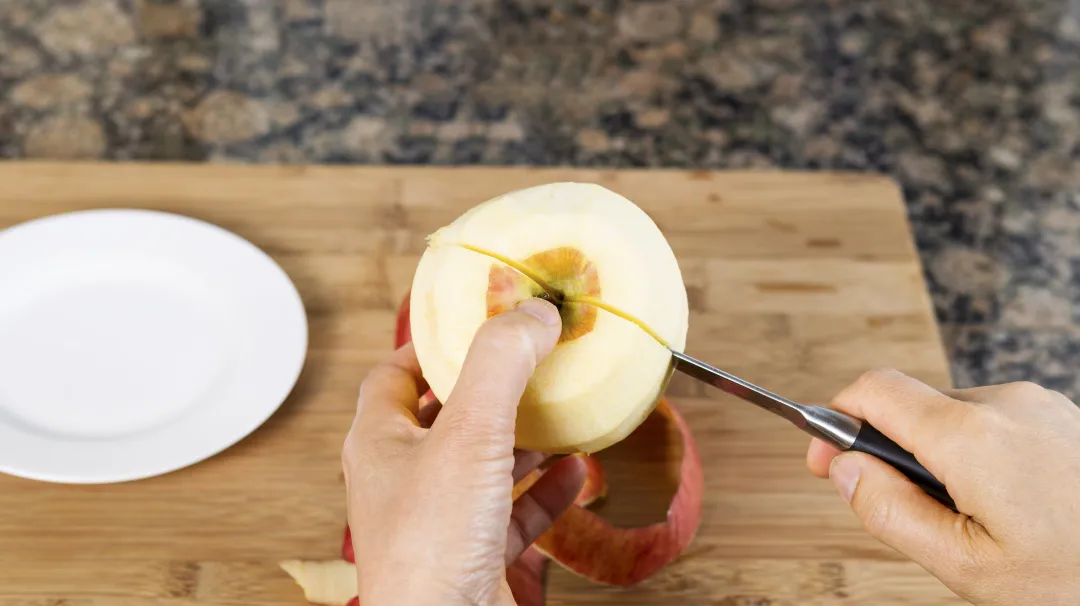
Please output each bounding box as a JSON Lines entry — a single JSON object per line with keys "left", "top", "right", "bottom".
{"left": 409, "top": 182, "right": 689, "bottom": 454}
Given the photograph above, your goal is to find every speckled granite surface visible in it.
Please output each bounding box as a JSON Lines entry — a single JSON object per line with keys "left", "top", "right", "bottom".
{"left": 2, "top": 0, "right": 1079, "bottom": 397}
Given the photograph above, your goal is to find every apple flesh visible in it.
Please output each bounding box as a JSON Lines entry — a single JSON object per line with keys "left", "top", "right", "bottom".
{"left": 278, "top": 560, "right": 357, "bottom": 606}
{"left": 409, "top": 182, "right": 689, "bottom": 454}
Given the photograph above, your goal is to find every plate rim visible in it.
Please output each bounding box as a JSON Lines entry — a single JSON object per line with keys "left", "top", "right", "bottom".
{"left": 0, "top": 208, "right": 310, "bottom": 484}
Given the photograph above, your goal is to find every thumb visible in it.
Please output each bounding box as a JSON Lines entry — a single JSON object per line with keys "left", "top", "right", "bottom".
{"left": 830, "top": 451, "right": 978, "bottom": 578}
{"left": 434, "top": 298, "right": 561, "bottom": 446}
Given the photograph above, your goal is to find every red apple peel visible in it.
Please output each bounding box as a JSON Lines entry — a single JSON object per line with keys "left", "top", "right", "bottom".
{"left": 532, "top": 398, "right": 703, "bottom": 585}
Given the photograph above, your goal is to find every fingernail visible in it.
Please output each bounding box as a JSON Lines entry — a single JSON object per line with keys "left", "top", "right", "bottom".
{"left": 829, "top": 455, "right": 861, "bottom": 503}
{"left": 515, "top": 298, "right": 560, "bottom": 326}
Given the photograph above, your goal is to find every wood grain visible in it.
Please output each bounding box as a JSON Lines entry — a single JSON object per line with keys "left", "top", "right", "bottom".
{"left": 0, "top": 162, "right": 957, "bottom": 605}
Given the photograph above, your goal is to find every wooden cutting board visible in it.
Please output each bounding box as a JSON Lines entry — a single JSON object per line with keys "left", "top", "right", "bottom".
{"left": 0, "top": 162, "right": 958, "bottom": 605}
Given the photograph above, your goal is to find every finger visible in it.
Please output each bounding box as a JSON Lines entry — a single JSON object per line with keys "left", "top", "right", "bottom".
{"left": 432, "top": 298, "right": 561, "bottom": 454}
{"left": 353, "top": 343, "right": 430, "bottom": 434}
{"left": 505, "top": 454, "right": 586, "bottom": 565}
{"left": 945, "top": 385, "right": 1001, "bottom": 405}
{"left": 806, "top": 437, "right": 842, "bottom": 478}
{"left": 417, "top": 398, "right": 442, "bottom": 429}
{"left": 829, "top": 451, "right": 991, "bottom": 581}
{"left": 829, "top": 369, "right": 968, "bottom": 470}
{"left": 948, "top": 381, "right": 1060, "bottom": 410}
{"left": 513, "top": 450, "right": 548, "bottom": 484}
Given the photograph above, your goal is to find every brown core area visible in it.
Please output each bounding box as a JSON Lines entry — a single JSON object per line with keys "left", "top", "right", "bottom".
{"left": 486, "top": 246, "right": 601, "bottom": 344}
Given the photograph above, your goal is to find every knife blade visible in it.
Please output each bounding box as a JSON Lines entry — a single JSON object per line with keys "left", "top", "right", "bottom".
{"left": 669, "top": 349, "right": 957, "bottom": 511}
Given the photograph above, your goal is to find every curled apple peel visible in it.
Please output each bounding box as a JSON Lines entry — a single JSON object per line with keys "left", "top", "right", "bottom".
{"left": 533, "top": 399, "right": 703, "bottom": 586}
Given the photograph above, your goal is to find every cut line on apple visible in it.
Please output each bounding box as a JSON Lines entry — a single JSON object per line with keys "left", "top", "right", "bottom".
{"left": 410, "top": 182, "right": 690, "bottom": 454}
{"left": 280, "top": 182, "right": 704, "bottom": 604}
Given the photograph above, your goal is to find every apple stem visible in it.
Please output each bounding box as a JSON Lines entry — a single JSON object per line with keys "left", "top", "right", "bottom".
{"left": 537, "top": 290, "right": 565, "bottom": 309}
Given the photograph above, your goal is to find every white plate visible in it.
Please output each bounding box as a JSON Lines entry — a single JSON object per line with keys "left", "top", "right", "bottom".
{"left": 0, "top": 209, "right": 307, "bottom": 484}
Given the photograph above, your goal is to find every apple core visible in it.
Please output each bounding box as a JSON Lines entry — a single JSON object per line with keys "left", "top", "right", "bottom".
{"left": 483, "top": 245, "right": 601, "bottom": 344}
{"left": 409, "top": 181, "right": 689, "bottom": 454}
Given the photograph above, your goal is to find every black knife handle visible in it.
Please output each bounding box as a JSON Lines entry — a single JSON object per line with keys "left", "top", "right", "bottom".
{"left": 849, "top": 423, "right": 957, "bottom": 512}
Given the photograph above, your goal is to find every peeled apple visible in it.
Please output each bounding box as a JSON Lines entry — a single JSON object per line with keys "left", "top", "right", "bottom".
{"left": 409, "top": 182, "right": 690, "bottom": 453}
{"left": 280, "top": 183, "right": 704, "bottom": 604}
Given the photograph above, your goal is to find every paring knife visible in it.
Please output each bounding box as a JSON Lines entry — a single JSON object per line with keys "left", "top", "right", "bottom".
{"left": 669, "top": 349, "right": 956, "bottom": 511}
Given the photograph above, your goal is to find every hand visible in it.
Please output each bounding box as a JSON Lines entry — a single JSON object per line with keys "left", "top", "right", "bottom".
{"left": 342, "top": 298, "right": 586, "bottom": 606}
{"left": 807, "top": 370, "right": 1080, "bottom": 605}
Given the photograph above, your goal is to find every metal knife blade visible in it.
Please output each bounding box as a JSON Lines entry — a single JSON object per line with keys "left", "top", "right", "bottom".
{"left": 668, "top": 348, "right": 957, "bottom": 511}
{"left": 669, "top": 349, "right": 808, "bottom": 427}
{"left": 668, "top": 349, "right": 862, "bottom": 450}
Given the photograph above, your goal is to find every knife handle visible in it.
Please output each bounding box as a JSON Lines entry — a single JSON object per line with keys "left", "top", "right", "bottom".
{"left": 848, "top": 423, "right": 957, "bottom": 512}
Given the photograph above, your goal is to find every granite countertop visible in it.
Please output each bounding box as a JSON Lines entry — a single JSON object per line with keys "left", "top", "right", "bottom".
{"left": 1, "top": 0, "right": 1078, "bottom": 398}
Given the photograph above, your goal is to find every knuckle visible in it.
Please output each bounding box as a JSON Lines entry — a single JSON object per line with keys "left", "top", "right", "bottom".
{"left": 381, "top": 418, "right": 421, "bottom": 444}
{"left": 945, "top": 396, "right": 979, "bottom": 428}
{"left": 942, "top": 404, "right": 1013, "bottom": 454}
{"left": 478, "top": 320, "right": 533, "bottom": 355}
{"left": 839, "top": 368, "right": 900, "bottom": 402}
{"left": 856, "top": 368, "right": 901, "bottom": 391}
{"left": 1002, "top": 380, "right": 1048, "bottom": 403}
{"left": 947, "top": 544, "right": 987, "bottom": 581}
{"left": 942, "top": 526, "right": 996, "bottom": 586}
{"left": 358, "top": 364, "right": 388, "bottom": 393}
{"left": 844, "top": 368, "right": 930, "bottom": 409}
{"left": 447, "top": 403, "right": 510, "bottom": 440}
{"left": 970, "top": 405, "right": 1011, "bottom": 438}
{"left": 973, "top": 381, "right": 1058, "bottom": 426}
{"left": 440, "top": 402, "right": 477, "bottom": 433}
{"left": 858, "top": 492, "right": 900, "bottom": 539}
{"left": 341, "top": 438, "right": 363, "bottom": 479}
{"left": 506, "top": 507, "right": 529, "bottom": 546}
{"left": 1046, "top": 389, "right": 1072, "bottom": 406}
